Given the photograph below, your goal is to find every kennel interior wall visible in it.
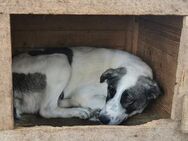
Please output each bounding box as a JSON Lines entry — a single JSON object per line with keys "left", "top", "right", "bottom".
{"left": 10, "top": 15, "right": 183, "bottom": 125}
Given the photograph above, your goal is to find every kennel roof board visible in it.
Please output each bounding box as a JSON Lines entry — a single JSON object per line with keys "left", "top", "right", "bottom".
{"left": 0, "top": 0, "right": 188, "bottom": 15}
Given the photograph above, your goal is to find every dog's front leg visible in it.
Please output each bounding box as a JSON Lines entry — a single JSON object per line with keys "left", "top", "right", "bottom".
{"left": 39, "top": 63, "right": 93, "bottom": 119}
{"left": 40, "top": 106, "right": 92, "bottom": 119}
{"left": 40, "top": 83, "right": 92, "bottom": 119}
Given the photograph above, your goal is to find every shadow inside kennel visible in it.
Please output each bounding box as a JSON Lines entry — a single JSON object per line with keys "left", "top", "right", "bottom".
{"left": 15, "top": 104, "right": 169, "bottom": 127}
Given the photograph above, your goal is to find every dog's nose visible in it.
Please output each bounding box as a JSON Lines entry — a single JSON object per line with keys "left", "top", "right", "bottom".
{"left": 99, "top": 115, "right": 110, "bottom": 124}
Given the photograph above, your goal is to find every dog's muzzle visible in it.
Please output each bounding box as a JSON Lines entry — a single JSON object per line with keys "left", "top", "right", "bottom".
{"left": 99, "top": 114, "right": 110, "bottom": 124}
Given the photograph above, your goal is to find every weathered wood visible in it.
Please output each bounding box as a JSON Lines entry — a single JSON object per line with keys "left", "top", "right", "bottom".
{"left": 11, "top": 15, "right": 133, "bottom": 31}
{"left": 1, "top": 0, "right": 188, "bottom": 15}
{"left": 140, "top": 16, "right": 183, "bottom": 29}
{"left": 0, "top": 14, "right": 14, "bottom": 130}
{"left": 12, "top": 31, "right": 130, "bottom": 49}
{"left": 11, "top": 15, "right": 133, "bottom": 51}
{"left": 172, "top": 16, "right": 188, "bottom": 122}
{"left": 1, "top": 120, "right": 188, "bottom": 141}
{"left": 131, "top": 17, "right": 139, "bottom": 54}
{"left": 138, "top": 41, "right": 177, "bottom": 114}
{"left": 137, "top": 16, "right": 182, "bottom": 115}
{"left": 181, "top": 95, "right": 188, "bottom": 133}
{"left": 138, "top": 18, "right": 182, "bottom": 59}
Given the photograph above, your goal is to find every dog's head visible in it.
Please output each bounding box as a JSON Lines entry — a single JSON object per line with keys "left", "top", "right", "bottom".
{"left": 99, "top": 67, "right": 162, "bottom": 125}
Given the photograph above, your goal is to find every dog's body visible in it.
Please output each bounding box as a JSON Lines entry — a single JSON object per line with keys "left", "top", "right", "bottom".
{"left": 13, "top": 47, "right": 161, "bottom": 125}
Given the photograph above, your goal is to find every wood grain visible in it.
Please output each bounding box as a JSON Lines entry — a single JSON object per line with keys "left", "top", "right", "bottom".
{"left": 1, "top": 0, "right": 188, "bottom": 15}
{"left": 172, "top": 16, "right": 188, "bottom": 123}
{"left": 11, "top": 15, "right": 133, "bottom": 31}
{"left": 11, "top": 15, "right": 134, "bottom": 52}
{"left": 181, "top": 95, "right": 188, "bottom": 133}
{"left": 137, "top": 16, "right": 182, "bottom": 115}
{"left": 0, "top": 14, "right": 14, "bottom": 130}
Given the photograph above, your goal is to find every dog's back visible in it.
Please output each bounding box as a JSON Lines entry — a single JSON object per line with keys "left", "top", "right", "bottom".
{"left": 64, "top": 47, "right": 152, "bottom": 97}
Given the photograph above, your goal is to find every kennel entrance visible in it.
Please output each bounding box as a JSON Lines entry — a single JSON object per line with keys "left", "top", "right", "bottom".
{"left": 10, "top": 15, "right": 181, "bottom": 127}
{"left": 0, "top": 1, "right": 188, "bottom": 140}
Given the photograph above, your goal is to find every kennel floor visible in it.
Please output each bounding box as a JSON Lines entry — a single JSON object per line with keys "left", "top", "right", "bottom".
{"left": 15, "top": 104, "right": 169, "bottom": 128}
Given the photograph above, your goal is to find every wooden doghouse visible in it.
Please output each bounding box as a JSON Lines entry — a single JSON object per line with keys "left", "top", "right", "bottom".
{"left": 1, "top": 1, "right": 188, "bottom": 140}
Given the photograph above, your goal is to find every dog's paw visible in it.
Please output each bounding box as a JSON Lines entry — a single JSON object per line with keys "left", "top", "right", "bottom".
{"left": 89, "top": 109, "right": 101, "bottom": 121}
{"left": 75, "top": 108, "right": 92, "bottom": 119}
{"left": 93, "top": 109, "right": 101, "bottom": 118}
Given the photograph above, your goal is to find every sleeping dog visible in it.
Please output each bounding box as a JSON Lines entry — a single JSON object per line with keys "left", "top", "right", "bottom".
{"left": 13, "top": 47, "right": 162, "bottom": 125}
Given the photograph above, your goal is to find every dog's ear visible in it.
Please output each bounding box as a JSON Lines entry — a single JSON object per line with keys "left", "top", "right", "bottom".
{"left": 100, "top": 67, "right": 126, "bottom": 83}
{"left": 141, "top": 77, "right": 163, "bottom": 101}
{"left": 147, "top": 84, "right": 163, "bottom": 101}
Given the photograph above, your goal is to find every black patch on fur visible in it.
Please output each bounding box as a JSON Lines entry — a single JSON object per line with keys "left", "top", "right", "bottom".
{"left": 59, "top": 91, "right": 64, "bottom": 100}
{"left": 100, "top": 67, "right": 126, "bottom": 102}
{"left": 13, "top": 72, "right": 46, "bottom": 93}
{"left": 28, "top": 47, "right": 73, "bottom": 65}
{"left": 100, "top": 67, "right": 126, "bottom": 83}
{"left": 106, "top": 79, "right": 118, "bottom": 102}
{"left": 120, "top": 76, "right": 162, "bottom": 114}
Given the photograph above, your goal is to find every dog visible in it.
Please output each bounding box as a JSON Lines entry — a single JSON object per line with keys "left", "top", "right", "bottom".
{"left": 13, "top": 47, "right": 162, "bottom": 125}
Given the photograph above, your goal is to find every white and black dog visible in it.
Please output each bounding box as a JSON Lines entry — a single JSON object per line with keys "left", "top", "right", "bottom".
{"left": 13, "top": 47, "right": 162, "bottom": 125}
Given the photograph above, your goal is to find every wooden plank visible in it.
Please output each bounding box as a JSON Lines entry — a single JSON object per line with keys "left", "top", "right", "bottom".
{"left": 1, "top": 0, "right": 188, "bottom": 15}
{"left": 139, "top": 19, "right": 182, "bottom": 40}
{"left": 0, "top": 14, "right": 14, "bottom": 130}
{"left": 131, "top": 17, "right": 139, "bottom": 54}
{"left": 138, "top": 19, "right": 180, "bottom": 59}
{"left": 11, "top": 15, "right": 133, "bottom": 31}
{"left": 137, "top": 17, "right": 181, "bottom": 115}
{"left": 12, "top": 30, "right": 132, "bottom": 49}
{"left": 172, "top": 16, "right": 188, "bottom": 122}
{"left": 137, "top": 41, "right": 177, "bottom": 114}
{"left": 11, "top": 15, "right": 134, "bottom": 52}
{"left": 181, "top": 95, "right": 188, "bottom": 133}
{"left": 123, "top": 26, "right": 134, "bottom": 53}
{"left": 140, "top": 16, "right": 183, "bottom": 29}
{"left": 139, "top": 34, "right": 179, "bottom": 58}
{"left": 1, "top": 120, "right": 188, "bottom": 141}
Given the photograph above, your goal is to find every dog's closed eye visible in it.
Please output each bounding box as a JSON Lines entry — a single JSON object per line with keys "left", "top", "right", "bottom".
{"left": 106, "top": 85, "right": 117, "bottom": 102}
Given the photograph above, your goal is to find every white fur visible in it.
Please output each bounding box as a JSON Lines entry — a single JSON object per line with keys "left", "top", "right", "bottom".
{"left": 13, "top": 47, "right": 152, "bottom": 123}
